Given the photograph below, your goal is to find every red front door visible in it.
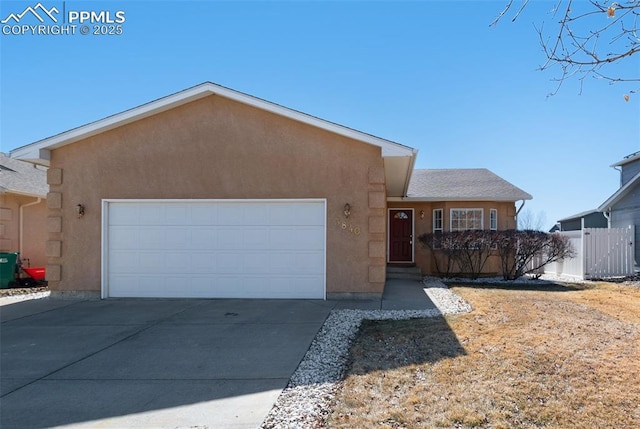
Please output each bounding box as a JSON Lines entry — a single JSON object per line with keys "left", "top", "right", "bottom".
{"left": 389, "top": 209, "right": 413, "bottom": 262}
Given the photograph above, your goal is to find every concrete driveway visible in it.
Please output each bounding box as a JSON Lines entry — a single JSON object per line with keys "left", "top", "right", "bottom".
{"left": 0, "top": 280, "right": 436, "bottom": 428}
{"left": 0, "top": 298, "right": 336, "bottom": 429}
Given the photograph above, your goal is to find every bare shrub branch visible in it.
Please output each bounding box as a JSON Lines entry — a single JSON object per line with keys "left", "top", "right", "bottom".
{"left": 496, "top": 230, "right": 576, "bottom": 280}
{"left": 419, "top": 230, "right": 575, "bottom": 280}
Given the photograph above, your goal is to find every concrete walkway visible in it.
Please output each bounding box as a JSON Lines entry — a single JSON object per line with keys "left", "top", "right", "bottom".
{"left": 0, "top": 279, "right": 433, "bottom": 429}
{"left": 334, "top": 278, "right": 437, "bottom": 310}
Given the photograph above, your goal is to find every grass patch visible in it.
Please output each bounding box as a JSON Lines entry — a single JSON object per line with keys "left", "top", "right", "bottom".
{"left": 327, "top": 282, "right": 640, "bottom": 428}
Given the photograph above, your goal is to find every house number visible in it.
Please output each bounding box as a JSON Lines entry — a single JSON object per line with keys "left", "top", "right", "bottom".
{"left": 335, "top": 218, "right": 361, "bottom": 236}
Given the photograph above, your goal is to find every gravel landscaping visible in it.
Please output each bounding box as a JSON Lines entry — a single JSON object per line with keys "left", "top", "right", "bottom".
{"left": 0, "top": 286, "right": 50, "bottom": 305}
{"left": 260, "top": 277, "right": 471, "bottom": 429}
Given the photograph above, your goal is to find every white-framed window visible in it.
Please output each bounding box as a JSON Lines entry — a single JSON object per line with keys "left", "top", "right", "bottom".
{"left": 432, "top": 208, "right": 444, "bottom": 248}
{"left": 433, "top": 209, "right": 443, "bottom": 233}
{"left": 450, "top": 208, "right": 483, "bottom": 231}
{"left": 490, "top": 209, "right": 498, "bottom": 230}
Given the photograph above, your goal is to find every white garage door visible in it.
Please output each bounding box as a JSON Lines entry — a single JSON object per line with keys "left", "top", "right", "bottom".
{"left": 102, "top": 200, "right": 326, "bottom": 299}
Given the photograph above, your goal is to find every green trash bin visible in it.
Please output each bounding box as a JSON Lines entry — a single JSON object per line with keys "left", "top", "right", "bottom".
{"left": 0, "top": 252, "right": 19, "bottom": 289}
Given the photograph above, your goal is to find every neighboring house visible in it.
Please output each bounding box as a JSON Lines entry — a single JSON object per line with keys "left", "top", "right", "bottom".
{"left": 11, "top": 82, "right": 531, "bottom": 299}
{"left": 0, "top": 153, "right": 48, "bottom": 267}
{"left": 555, "top": 209, "right": 607, "bottom": 231}
{"left": 598, "top": 151, "right": 640, "bottom": 261}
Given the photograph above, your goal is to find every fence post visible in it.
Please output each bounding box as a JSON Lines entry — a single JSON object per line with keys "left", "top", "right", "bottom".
{"left": 581, "top": 219, "right": 586, "bottom": 279}
{"left": 631, "top": 225, "right": 636, "bottom": 274}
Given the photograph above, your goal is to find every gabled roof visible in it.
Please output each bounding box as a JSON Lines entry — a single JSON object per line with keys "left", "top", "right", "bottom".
{"left": 0, "top": 153, "right": 47, "bottom": 198}
{"left": 611, "top": 151, "right": 640, "bottom": 167}
{"left": 598, "top": 171, "right": 640, "bottom": 211}
{"left": 557, "top": 209, "right": 601, "bottom": 222}
{"left": 403, "top": 168, "right": 532, "bottom": 201}
{"left": 9, "top": 82, "right": 417, "bottom": 197}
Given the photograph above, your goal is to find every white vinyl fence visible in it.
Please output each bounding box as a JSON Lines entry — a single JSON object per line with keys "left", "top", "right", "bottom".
{"left": 543, "top": 227, "right": 635, "bottom": 280}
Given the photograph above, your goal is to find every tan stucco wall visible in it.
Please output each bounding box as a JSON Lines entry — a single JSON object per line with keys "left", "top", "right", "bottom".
{"left": 0, "top": 193, "right": 47, "bottom": 267}
{"left": 389, "top": 201, "right": 517, "bottom": 276}
{"left": 46, "top": 94, "right": 387, "bottom": 297}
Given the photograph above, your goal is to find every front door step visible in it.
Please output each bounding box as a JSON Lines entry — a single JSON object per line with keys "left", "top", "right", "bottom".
{"left": 386, "top": 265, "right": 423, "bottom": 281}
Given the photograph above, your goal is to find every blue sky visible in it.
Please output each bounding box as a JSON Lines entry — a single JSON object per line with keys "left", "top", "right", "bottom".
{"left": 1, "top": 0, "right": 639, "bottom": 229}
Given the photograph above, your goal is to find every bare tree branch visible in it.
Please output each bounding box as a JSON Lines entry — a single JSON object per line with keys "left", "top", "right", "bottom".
{"left": 493, "top": 0, "right": 640, "bottom": 94}
{"left": 512, "top": 0, "right": 530, "bottom": 22}
{"left": 490, "top": 0, "right": 515, "bottom": 27}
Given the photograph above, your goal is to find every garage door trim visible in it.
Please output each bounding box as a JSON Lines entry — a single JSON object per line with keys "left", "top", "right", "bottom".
{"left": 101, "top": 199, "right": 327, "bottom": 299}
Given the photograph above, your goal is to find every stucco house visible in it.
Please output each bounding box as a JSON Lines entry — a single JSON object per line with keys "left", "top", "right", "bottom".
{"left": 0, "top": 153, "right": 48, "bottom": 267}
{"left": 598, "top": 151, "right": 640, "bottom": 262}
{"left": 10, "top": 82, "right": 531, "bottom": 299}
{"left": 393, "top": 168, "right": 531, "bottom": 275}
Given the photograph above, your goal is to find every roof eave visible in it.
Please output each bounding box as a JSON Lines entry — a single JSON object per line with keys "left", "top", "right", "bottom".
{"left": 2, "top": 189, "right": 47, "bottom": 199}
{"left": 383, "top": 150, "right": 419, "bottom": 198}
{"left": 598, "top": 171, "right": 640, "bottom": 211}
{"left": 10, "top": 82, "right": 416, "bottom": 165}
{"left": 611, "top": 152, "right": 640, "bottom": 167}
{"left": 557, "top": 209, "right": 599, "bottom": 222}
{"left": 389, "top": 195, "right": 533, "bottom": 202}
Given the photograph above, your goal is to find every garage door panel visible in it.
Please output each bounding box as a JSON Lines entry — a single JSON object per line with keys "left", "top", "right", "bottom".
{"left": 108, "top": 227, "right": 164, "bottom": 251}
{"left": 293, "top": 252, "right": 325, "bottom": 273}
{"left": 191, "top": 229, "right": 219, "bottom": 249}
{"left": 165, "top": 205, "right": 189, "bottom": 224}
{"left": 190, "top": 253, "right": 216, "bottom": 273}
{"left": 165, "top": 227, "right": 192, "bottom": 249}
{"left": 136, "top": 228, "right": 165, "bottom": 249}
{"left": 214, "top": 276, "right": 248, "bottom": 295}
{"left": 108, "top": 226, "right": 140, "bottom": 250}
{"left": 217, "top": 205, "right": 246, "bottom": 225}
{"left": 269, "top": 227, "right": 324, "bottom": 250}
{"left": 138, "top": 252, "right": 165, "bottom": 271}
{"left": 216, "top": 253, "right": 244, "bottom": 273}
{"left": 217, "top": 228, "right": 243, "bottom": 249}
{"left": 267, "top": 204, "right": 296, "bottom": 225}
{"left": 263, "top": 276, "right": 323, "bottom": 299}
{"left": 290, "top": 204, "right": 326, "bottom": 225}
{"left": 190, "top": 205, "right": 215, "bottom": 225}
{"left": 110, "top": 275, "right": 165, "bottom": 298}
{"left": 105, "top": 200, "right": 325, "bottom": 299}
{"left": 108, "top": 205, "right": 139, "bottom": 225}
{"left": 138, "top": 205, "right": 165, "bottom": 225}
{"left": 243, "top": 252, "right": 273, "bottom": 274}
{"left": 109, "top": 251, "right": 139, "bottom": 273}
{"left": 267, "top": 204, "right": 321, "bottom": 226}
{"left": 240, "top": 227, "right": 270, "bottom": 250}
{"left": 242, "top": 204, "right": 270, "bottom": 224}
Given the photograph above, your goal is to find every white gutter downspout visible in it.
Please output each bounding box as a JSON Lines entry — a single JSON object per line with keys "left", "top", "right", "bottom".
{"left": 614, "top": 165, "right": 622, "bottom": 187}
{"left": 19, "top": 197, "right": 42, "bottom": 258}
{"left": 603, "top": 207, "right": 612, "bottom": 228}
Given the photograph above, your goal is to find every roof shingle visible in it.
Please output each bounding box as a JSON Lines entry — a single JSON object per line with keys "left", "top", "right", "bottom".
{"left": 0, "top": 153, "right": 48, "bottom": 197}
{"left": 407, "top": 168, "right": 532, "bottom": 201}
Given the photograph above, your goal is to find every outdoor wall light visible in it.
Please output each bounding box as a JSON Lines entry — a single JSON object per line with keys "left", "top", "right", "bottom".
{"left": 343, "top": 203, "right": 351, "bottom": 218}
{"left": 76, "top": 204, "right": 85, "bottom": 218}
{"left": 420, "top": 210, "right": 425, "bottom": 219}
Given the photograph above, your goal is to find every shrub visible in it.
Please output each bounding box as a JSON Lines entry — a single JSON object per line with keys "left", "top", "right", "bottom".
{"left": 418, "top": 230, "right": 575, "bottom": 280}
{"left": 417, "top": 230, "right": 497, "bottom": 279}
{"left": 495, "top": 229, "right": 575, "bottom": 280}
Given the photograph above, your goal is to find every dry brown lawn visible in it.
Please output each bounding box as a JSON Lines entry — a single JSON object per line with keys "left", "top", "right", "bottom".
{"left": 327, "top": 282, "right": 640, "bottom": 428}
